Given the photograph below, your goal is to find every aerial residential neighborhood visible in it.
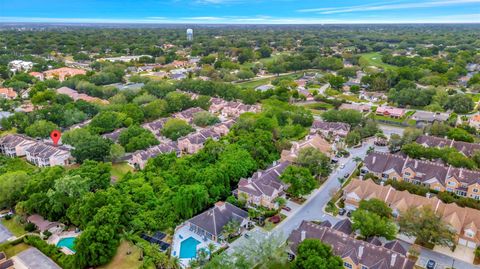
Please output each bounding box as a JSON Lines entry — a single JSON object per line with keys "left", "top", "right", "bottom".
{"left": 1, "top": 1, "right": 480, "bottom": 269}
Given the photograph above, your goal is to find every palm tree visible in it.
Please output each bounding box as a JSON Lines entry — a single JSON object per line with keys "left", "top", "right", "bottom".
{"left": 353, "top": 156, "right": 362, "bottom": 163}
{"left": 121, "top": 229, "right": 135, "bottom": 254}
{"left": 168, "top": 256, "right": 181, "bottom": 269}
{"left": 222, "top": 220, "right": 241, "bottom": 240}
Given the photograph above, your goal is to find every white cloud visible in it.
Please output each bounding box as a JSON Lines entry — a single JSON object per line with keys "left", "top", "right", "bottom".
{"left": 298, "top": 0, "right": 480, "bottom": 14}
{"left": 1, "top": 12, "right": 479, "bottom": 24}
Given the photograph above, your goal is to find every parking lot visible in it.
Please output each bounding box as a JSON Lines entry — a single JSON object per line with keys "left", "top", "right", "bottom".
{"left": 14, "top": 248, "right": 61, "bottom": 269}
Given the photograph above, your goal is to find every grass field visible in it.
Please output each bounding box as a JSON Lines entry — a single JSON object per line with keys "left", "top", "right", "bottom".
{"left": 4, "top": 243, "right": 30, "bottom": 258}
{"left": 111, "top": 162, "right": 134, "bottom": 180}
{"left": 237, "top": 73, "right": 301, "bottom": 89}
{"left": 359, "top": 52, "right": 398, "bottom": 71}
{"left": 1, "top": 218, "right": 26, "bottom": 237}
{"left": 98, "top": 241, "right": 145, "bottom": 269}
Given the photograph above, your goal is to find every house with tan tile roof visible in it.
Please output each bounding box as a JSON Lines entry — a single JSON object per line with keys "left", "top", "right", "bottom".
{"left": 43, "top": 67, "right": 86, "bottom": 81}
{"left": 0, "top": 88, "right": 17, "bottom": 100}
{"left": 376, "top": 106, "right": 406, "bottom": 118}
{"left": 344, "top": 179, "right": 480, "bottom": 248}
{"left": 56, "top": 86, "right": 109, "bottom": 104}
{"left": 281, "top": 134, "right": 332, "bottom": 162}
{"left": 469, "top": 114, "right": 480, "bottom": 129}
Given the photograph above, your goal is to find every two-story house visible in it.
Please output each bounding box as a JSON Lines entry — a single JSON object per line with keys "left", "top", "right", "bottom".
{"left": 344, "top": 179, "right": 480, "bottom": 248}
{"left": 235, "top": 161, "right": 289, "bottom": 209}
{"left": 287, "top": 220, "right": 414, "bottom": 269}
{"left": 0, "top": 134, "right": 36, "bottom": 157}
{"left": 25, "top": 143, "right": 71, "bottom": 167}
{"left": 310, "top": 120, "right": 350, "bottom": 138}
{"left": 362, "top": 151, "right": 480, "bottom": 199}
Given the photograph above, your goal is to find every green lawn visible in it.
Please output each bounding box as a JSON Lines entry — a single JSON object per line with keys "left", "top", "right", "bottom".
{"left": 359, "top": 52, "right": 398, "bottom": 71}
{"left": 111, "top": 162, "right": 134, "bottom": 180}
{"left": 1, "top": 219, "right": 26, "bottom": 237}
{"left": 467, "top": 93, "right": 480, "bottom": 102}
{"left": 338, "top": 94, "right": 366, "bottom": 103}
{"left": 98, "top": 241, "right": 146, "bottom": 269}
{"left": 237, "top": 73, "right": 302, "bottom": 89}
{"left": 4, "top": 243, "right": 30, "bottom": 258}
{"left": 302, "top": 102, "right": 334, "bottom": 110}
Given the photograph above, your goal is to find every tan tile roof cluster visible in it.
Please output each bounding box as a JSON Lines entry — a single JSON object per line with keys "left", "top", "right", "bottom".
{"left": 0, "top": 88, "right": 17, "bottom": 99}
{"left": 281, "top": 134, "right": 332, "bottom": 162}
{"left": 43, "top": 67, "right": 86, "bottom": 81}
{"left": 56, "top": 86, "right": 109, "bottom": 104}
{"left": 344, "top": 179, "right": 480, "bottom": 244}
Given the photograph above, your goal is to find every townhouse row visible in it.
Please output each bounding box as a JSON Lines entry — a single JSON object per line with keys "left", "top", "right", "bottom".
{"left": 0, "top": 134, "right": 71, "bottom": 167}
{"left": 129, "top": 120, "right": 236, "bottom": 169}
{"left": 287, "top": 219, "right": 415, "bottom": 269}
{"left": 344, "top": 179, "right": 480, "bottom": 248}
{"left": 361, "top": 151, "right": 480, "bottom": 200}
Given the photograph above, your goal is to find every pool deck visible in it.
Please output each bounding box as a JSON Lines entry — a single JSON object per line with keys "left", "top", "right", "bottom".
{"left": 172, "top": 224, "right": 222, "bottom": 268}
{"left": 48, "top": 230, "right": 81, "bottom": 255}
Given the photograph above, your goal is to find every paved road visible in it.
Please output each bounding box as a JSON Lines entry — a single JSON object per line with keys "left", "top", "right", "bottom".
{"left": 0, "top": 223, "right": 13, "bottom": 243}
{"left": 417, "top": 248, "right": 480, "bottom": 269}
{"left": 228, "top": 140, "right": 374, "bottom": 252}
{"left": 318, "top": 83, "right": 330, "bottom": 95}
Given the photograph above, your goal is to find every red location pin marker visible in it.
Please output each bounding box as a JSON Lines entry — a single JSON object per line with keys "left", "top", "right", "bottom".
{"left": 50, "top": 130, "right": 61, "bottom": 146}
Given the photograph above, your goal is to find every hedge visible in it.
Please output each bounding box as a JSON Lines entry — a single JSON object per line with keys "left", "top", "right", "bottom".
{"left": 23, "top": 235, "right": 77, "bottom": 269}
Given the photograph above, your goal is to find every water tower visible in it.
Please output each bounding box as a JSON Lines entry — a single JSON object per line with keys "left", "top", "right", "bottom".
{"left": 186, "top": 28, "right": 193, "bottom": 41}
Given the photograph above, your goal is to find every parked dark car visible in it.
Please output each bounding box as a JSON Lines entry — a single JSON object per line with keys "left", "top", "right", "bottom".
{"left": 244, "top": 233, "right": 250, "bottom": 238}
{"left": 344, "top": 173, "right": 350, "bottom": 178}
{"left": 347, "top": 211, "right": 352, "bottom": 218}
{"left": 338, "top": 208, "right": 346, "bottom": 216}
{"left": 426, "top": 260, "right": 436, "bottom": 269}
{"left": 282, "top": 206, "right": 291, "bottom": 212}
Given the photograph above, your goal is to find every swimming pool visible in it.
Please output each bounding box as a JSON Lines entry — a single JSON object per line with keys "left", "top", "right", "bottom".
{"left": 57, "top": 237, "right": 76, "bottom": 253}
{"left": 179, "top": 237, "right": 200, "bottom": 259}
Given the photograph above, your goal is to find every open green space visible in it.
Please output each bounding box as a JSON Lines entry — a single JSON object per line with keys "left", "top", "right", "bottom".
{"left": 4, "top": 243, "right": 30, "bottom": 258}
{"left": 1, "top": 218, "right": 26, "bottom": 237}
{"left": 98, "top": 241, "right": 146, "bottom": 269}
{"left": 237, "top": 73, "right": 301, "bottom": 89}
{"left": 111, "top": 162, "right": 134, "bottom": 180}
{"left": 359, "top": 52, "right": 398, "bottom": 71}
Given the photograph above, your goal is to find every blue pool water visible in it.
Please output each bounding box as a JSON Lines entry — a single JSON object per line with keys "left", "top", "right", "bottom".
{"left": 179, "top": 237, "right": 200, "bottom": 259}
{"left": 57, "top": 237, "right": 76, "bottom": 253}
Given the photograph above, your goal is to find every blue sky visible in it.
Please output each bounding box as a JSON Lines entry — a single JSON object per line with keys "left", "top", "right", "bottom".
{"left": 1, "top": 0, "right": 479, "bottom": 24}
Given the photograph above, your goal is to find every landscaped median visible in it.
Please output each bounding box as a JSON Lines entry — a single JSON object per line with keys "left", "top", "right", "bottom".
{"left": 324, "top": 161, "right": 362, "bottom": 216}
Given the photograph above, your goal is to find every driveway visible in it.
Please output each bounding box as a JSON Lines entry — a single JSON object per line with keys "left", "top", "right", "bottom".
{"left": 281, "top": 200, "right": 301, "bottom": 217}
{"left": 0, "top": 223, "right": 13, "bottom": 243}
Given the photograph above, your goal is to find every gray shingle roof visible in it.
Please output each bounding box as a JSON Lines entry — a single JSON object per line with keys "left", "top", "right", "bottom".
{"left": 237, "top": 161, "right": 289, "bottom": 197}
{"left": 188, "top": 202, "right": 248, "bottom": 237}
{"left": 288, "top": 221, "right": 414, "bottom": 269}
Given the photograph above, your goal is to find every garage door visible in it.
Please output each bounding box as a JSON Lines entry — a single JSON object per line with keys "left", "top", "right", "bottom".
{"left": 458, "top": 238, "right": 467, "bottom": 246}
